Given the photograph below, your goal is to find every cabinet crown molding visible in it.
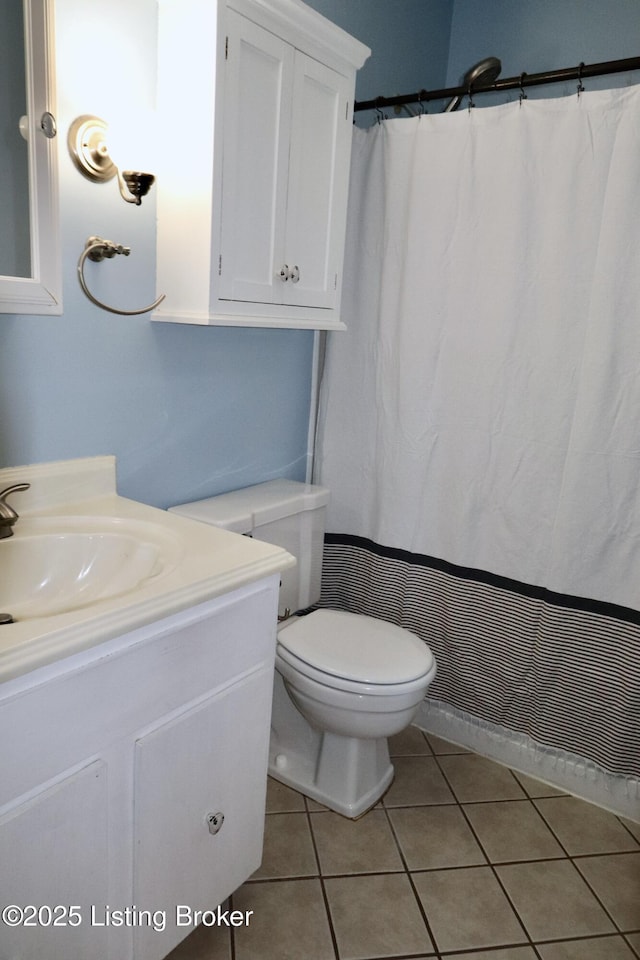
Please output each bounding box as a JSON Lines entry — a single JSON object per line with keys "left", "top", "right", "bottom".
{"left": 229, "top": 0, "right": 370, "bottom": 74}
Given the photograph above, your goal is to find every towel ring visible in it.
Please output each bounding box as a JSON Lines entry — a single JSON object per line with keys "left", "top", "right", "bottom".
{"left": 77, "top": 236, "right": 166, "bottom": 316}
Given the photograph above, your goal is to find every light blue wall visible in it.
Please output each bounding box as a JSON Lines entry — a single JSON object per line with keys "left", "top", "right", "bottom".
{"left": 447, "top": 0, "right": 640, "bottom": 100}
{"left": 2, "top": 0, "right": 638, "bottom": 510}
{"left": 304, "top": 0, "right": 453, "bottom": 120}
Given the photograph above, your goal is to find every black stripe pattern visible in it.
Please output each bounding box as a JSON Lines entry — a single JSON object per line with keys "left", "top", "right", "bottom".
{"left": 320, "top": 534, "right": 640, "bottom": 780}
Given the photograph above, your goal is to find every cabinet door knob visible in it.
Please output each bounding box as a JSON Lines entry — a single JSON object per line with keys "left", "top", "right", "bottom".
{"left": 290, "top": 265, "right": 300, "bottom": 283}
{"left": 279, "top": 264, "right": 290, "bottom": 282}
{"left": 206, "top": 811, "right": 225, "bottom": 835}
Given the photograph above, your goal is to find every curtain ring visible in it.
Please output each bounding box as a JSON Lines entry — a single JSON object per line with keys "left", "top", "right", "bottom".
{"left": 577, "top": 62, "right": 585, "bottom": 96}
{"left": 519, "top": 72, "right": 528, "bottom": 105}
{"left": 467, "top": 85, "right": 475, "bottom": 111}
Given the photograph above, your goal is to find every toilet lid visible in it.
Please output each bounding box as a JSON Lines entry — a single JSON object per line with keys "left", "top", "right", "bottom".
{"left": 278, "top": 609, "right": 434, "bottom": 685}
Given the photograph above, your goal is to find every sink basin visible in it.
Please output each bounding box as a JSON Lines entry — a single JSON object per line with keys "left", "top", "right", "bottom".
{"left": 0, "top": 517, "right": 181, "bottom": 620}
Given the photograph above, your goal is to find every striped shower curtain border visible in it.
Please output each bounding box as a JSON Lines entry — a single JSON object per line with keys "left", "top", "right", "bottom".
{"left": 320, "top": 533, "right": 640, "bottom": 781}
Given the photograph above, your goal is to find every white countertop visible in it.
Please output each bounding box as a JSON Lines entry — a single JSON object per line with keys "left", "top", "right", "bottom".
{"left": 0, "top": 457, "right": 294, "bottom": 683}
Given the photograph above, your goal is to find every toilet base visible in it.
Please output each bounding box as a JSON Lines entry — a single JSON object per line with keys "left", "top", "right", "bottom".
{"left": 269, "top": 731, "right": 394, "bottom": 819}
{"left": 268, "top": 670, "right": 395, "bottom": 818}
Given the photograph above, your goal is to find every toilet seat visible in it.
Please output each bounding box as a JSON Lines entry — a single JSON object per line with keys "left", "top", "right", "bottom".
{"left": 277, "top": 609, "right": 435, "bottom": 693}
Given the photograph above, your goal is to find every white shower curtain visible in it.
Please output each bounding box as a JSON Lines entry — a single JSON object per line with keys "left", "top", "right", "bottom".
{"left": 317, "top": 85, "right": 640, "bottom": 612}
{"left": 315, "top": 85, "right": 640, "bottom": 788}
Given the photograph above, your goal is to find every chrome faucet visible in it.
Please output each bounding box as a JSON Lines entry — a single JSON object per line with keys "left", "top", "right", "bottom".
{"left": 0, "top": 483, "right": 31, "bottom": 539}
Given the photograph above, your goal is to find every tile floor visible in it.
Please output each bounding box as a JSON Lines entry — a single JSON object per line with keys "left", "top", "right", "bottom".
{"left": 167, "top": 728, "right": 640, "bottom": 960}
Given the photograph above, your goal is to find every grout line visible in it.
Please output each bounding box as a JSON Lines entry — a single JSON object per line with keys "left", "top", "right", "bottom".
{"left": 255, "top": 749, "right": 638, "bottom": 960}
{"left": 618, "top": 817, "right": 640, "bottom": 844}
{"left": 567, "top": 855, "right": 628, "bottom": 935}
{"left": 432, "top": 750, "right": 537, "bottom": 954}
{"left": 531, "top": 797, "right": 637, "bottom": 935}
{"left": 625, "top": 933, "right": 640, "bottom": 958}
{"left": 304, "top": 795, "right": 341, "bottom": 960}
{"left": 348, "top": 955, "right": 440, "bottom": 960}
{"left": 228, "top": 893, "right": 237, "bottom": 960}
{"left": 381, "top": 789, "right": 441, "bottom": 957}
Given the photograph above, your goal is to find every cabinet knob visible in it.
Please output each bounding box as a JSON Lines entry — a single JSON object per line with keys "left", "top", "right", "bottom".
{"left": 206, "top": 811, "right": 225, "bottom": 835}
{"left": 279, "top": 265, "right": 300, "bottom": 283}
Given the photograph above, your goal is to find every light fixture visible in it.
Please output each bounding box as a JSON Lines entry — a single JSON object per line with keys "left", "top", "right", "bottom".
{"left": 67, "top": 115, "right": 155, "bottom": 206}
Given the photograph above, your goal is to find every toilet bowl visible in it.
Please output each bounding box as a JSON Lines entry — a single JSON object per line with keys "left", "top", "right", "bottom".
{"left": 169, "top": 480, "right": 437, "bottom": 818}
{"left": 271, "top": 607, "right": 435, "bottom": 817}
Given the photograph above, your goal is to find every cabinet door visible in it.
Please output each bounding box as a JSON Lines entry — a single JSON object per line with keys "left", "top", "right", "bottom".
{"left": 219, "top": 11, "right": 352, "bottom": 313}
{"left": 219, "top": 10, "right": 293, "bottom": 305}
{"left": 132, "top": 666, "right": 273, "bottom": 960}
{"left": 282, "top": 52, "right": 351, "bottom": 309}
{"left": 0, "top": 761, "right": 109, "bottom": 960}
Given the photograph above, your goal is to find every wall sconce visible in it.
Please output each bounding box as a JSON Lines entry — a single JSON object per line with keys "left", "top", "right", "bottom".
{"left": 67, "top": 115, "right": 155, "bottom": 206}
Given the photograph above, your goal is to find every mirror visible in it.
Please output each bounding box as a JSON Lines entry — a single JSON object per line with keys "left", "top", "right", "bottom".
{"left": 0, "top": 0, "right": 61, "bottom": 315}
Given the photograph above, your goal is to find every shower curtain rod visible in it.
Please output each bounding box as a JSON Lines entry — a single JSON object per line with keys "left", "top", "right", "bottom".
{"left": 353, "top": 54, "right": 640, "bottom": 113}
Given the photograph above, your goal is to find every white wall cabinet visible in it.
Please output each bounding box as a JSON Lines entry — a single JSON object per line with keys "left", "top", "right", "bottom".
{"left": 0, "top": 577, "right": 279, "bottom": 960}
{"left": 154, "top": 0, "right": 370, "bottom": 330}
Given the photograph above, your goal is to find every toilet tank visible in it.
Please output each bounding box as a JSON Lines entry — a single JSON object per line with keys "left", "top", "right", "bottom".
{"left": 169, "top": 480, "right": 329, "bottom": 617}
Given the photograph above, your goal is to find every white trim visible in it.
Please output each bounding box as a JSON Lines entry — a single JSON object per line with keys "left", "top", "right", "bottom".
{"left": 305, "top": 330, "right": 323, "bottom": 482}
{"left": 0, "top": 0, "right": 61, "bottom": 316}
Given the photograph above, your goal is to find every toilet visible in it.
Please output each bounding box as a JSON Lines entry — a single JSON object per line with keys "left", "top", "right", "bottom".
{"left": 170, "top": 480, "right": 436, "bottom": 818}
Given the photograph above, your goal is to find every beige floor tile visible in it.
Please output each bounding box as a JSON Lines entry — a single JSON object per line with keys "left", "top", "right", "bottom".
{"left": 426, "top": 733, "right": 470, "bottom": 755}
{"left": 388, "top": 804, "right": 486, "bottom": 869}
{"left": 496, "top": 859, "right": 616, "bottom": 941}
{"left": 324, "top": 872, "right": 433, "bottom": 959}
{"left": 511, "top": 770, "right": 566, "bottom": 798}
{"left": 232, "top": 878, "right": 334, "bottom": 960}
{"left": 447, "top": 949, "right": 537, "bottom": 960}
{"left": 164, "top": 911, "right": 232, "bottom": 959}
{"left": 575, "top": 852, "right": 640, "bottom": 930}
{"left": 389, "top": 725, "right": 432, "bottom": 756}
{"left": 250, "top": 812, "right": 317, "bottom": 880}
{"left": 265, "top": 777, "right": 306, "bottom": 813}
{"left": 412, "top": 865, "right": 525, "bottom": 953}
{"left": 310, "top": 808, "right": 404, "bottom": 875}
{"left": 537, "top": 935, "right": 639, "bottom": 959}
{"left": 383, "top": 755, "right": 455, "bottom": 806}
{"left": 535, "top": 796, "right": 640, "bottom": 855}
{"left": 463, "top": 799, "right": 565, "bottom": 862}
{"left": 437, "top": 754, "right": 526, "bottom": 803}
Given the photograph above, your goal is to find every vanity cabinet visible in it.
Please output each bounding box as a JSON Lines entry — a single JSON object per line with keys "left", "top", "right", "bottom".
{"left": 0, "top": 761, "right": 110, "bottom": 960}
{"left": 153, "top": 0, "right": 370, "bottom": 330}
{"left": 0, "top": 576, "right": 279, "bottom": 960}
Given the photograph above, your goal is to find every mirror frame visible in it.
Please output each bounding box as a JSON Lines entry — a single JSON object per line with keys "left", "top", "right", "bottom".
{"left": 0, "top": 0, "right": 61, "bottom": 315}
